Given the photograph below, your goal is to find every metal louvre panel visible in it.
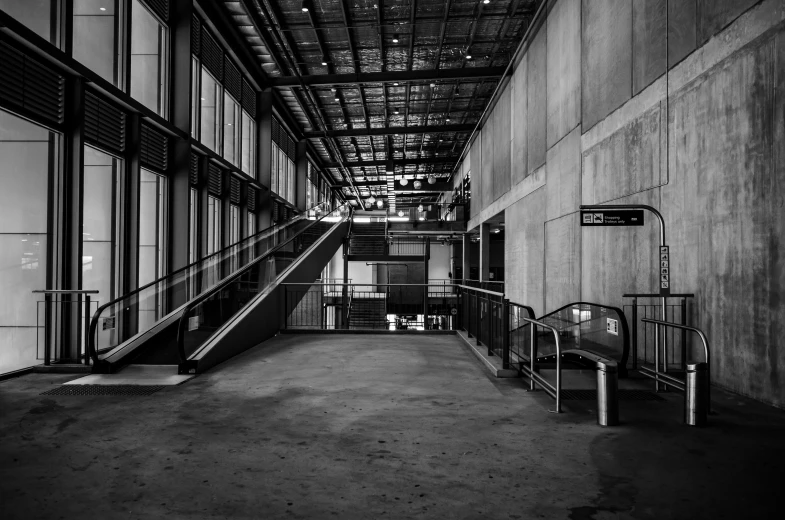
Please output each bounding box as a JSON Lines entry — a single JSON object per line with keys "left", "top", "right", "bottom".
{"left": 286, "top": 135, "right": 296, "bottom": 160}
{"left": 141, "top": 0, "right": 169, "bottom": 22}
{"left": 223, "top": 58, "right": 241, "bottom": 101}
{"left": 191, "top": 15, "right": 200, "bottom": 56}
{"left": 140, "top": 123, "right": 169, "bottom": 172}
{"left": 247, "top": 187, "right": 257, "bottom": 212}
{"left": 272, "top": 201, "right": 279, "bottom": 222}
{"left": 208, "top": 163, "right": 223, "bottom": 196}
{"left": 229, "top": 176, "right": 241, "bottom": 205}
{"left": 242, "top": 80, "right": 256, "bottom": 115}
{"left": 201, "top": 31, "right": 223, "bottom": 81}
{"left": 190, "top": 153, "right": 200, "bottom": 185}
{"left": 271, "top": 118, "right": 281, "bottom": 147}
{"left": 0, "top": 40, "right": 65, "bottom": 126}
{"left": 84, "top": 90, "right": 126, "bottom": 154}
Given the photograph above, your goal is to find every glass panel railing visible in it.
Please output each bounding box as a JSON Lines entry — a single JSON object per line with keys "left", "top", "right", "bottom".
{"left": 177, "top": 205, "right": 349, "bottom": 362}
{"left": 89, "top": 202, "right": 334, "bottom": 362}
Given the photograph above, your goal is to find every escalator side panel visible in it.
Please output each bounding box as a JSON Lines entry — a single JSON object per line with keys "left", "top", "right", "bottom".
{"left": 183, "top": 220, "right": 349, "bottom": 374}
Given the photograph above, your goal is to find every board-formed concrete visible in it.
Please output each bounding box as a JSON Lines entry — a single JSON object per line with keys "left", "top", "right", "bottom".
{"left": 1, "top": 333, "right": 784, "bottom": 519}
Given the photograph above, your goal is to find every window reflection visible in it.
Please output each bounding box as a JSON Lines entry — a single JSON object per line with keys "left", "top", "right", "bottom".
{"left": 130, "top": 0, "right": 167, "bottom": 116}
{"left": 200, "top": 70, "right": 220, "bottom": 152}
{"left": 223, "top": 94, "right": 240, "bottom": 166}
{"left": 241, "top": 110, "right": 255, "bottom": 177}
{"left": 0, "top": 0, "right": 59, "bottom": 45}
{"left": 72, "top": 0, "right": 120, "bottom": 85}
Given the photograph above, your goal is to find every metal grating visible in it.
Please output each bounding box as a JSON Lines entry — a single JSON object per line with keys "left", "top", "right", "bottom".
{"left": 140, "top": 123, "right": 169, "bottom": 172}
{"left": 201, "top": 30, "right": 223, "bottom": 81}
{"left": 242, "top": 79, "right": 256, "bottom": 116}
{"left": 229, "top": 176, "right": 241, "bottom": 205}
{"left": 224, "top": 58, "right": 242, "bottom": 101}
{"left": 208, "top": 163, "right": 223, "bottom": 196}
{"left": 191, "top": 14, "right": 201, "bottom": 56}
{"left": 0, "top": 39, "right": 65, "bottom": 126}
{"left": 190, "top": 153, "right": 200, "bottom": 185}
{"left": 560, "top": 389, "right": 665, "bottom": 401}
{"left": 84, "top": 90, "right": 126, "bottom": 154}
{"left": 141, "top": 0, "right": 169, "bottom": 22}
{"left": 42, "top": 385, "right": 167, "bottom": 396}
{"left": 247, "top": 186, "right": 257, "bottom": 212}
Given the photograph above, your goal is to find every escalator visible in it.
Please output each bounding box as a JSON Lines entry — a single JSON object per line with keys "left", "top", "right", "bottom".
{"left": 89, "top": 203, "right": 349, "bottom": 374}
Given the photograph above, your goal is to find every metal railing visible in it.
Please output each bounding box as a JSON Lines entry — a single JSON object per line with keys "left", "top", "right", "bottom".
{"left": 32, "top": 289, "right": 99, "bottom": 365}
{"left": 459, "top": 284, "right": 506, "bottom": 359}
{"left": 518, "top": 317, "right": 564, "bottom": 413}
{"left": 623, "top": 293, "right": 694, "bottom": 370}
{"left": 640, "top": 318, "right": 711, "bottom": 425}
{"left": 463, "top": 279, "right": 504, "bottom": 293}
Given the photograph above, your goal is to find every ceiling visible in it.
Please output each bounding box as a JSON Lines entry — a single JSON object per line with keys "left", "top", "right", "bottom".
{"left": 219, "top": 0, "right": 541, "bottom": 207}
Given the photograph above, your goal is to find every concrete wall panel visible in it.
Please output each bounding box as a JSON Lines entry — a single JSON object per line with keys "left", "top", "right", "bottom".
{"left": 545, "top": 214, "right": 581, "bottom": 311}
{"left": 505, "top": 188, "right": 546, "bottom": 314}
{"left": 633, "top": 0, "right": 667, "bottom": 94}
{"left": 663, "top": 37, "right": 785, "bottom": 406}
{"left": 668, "top": 0, "right": 697, "bottom": 66}
{"left": 481, "top": 123, "right": 493, "bottom": 211}
{"left": 546, "top": 126, "right": 581, "bottom": 221}
{"left": 697, "top": 0, "right": 758, "bottom": 44}
{"left": 511, "top": 60, "right": 528, "bottom": 185}
{"left": 546, "top": 0, "right": 581, "bottom": 147}
{"left": 582, "top": 104, "right": 662, "bottom": 205}
{"left": 469, "top": 137, "right": 482, "bottom": 219}
{"left": 527, "top": 27, "right": 547, "bottom": 173}
{"left": 493, "top": 88, "right": 512, "bottom": 201}
{"left": 582, "top": 0, "right": 633, "bottom": 131}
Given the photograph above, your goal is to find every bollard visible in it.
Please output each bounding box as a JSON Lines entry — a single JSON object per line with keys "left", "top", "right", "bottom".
{"left": 596, "top": 361, "right": 619, "bottom": 426}
{"left": 685, "top": 362, "right": 708, "bottom": 427}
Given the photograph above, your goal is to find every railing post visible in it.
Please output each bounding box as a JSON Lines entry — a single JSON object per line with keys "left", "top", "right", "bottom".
{"left": 475, "top": 294, "right": 481, "bottom": 346}
{"left": 83, "top": 295, "right": 91, "bottom": 365}
{"left": 529, "top": 323, "right": 536, "bottom": 391}
{"left": 486, "top": 298, "right": 492, "bottom": 356}
{"left": 44, "top": 293, "right": 51, "bottom": 366}
{"left": 680, "top": 297, "right": 687, "bottom": 371}
{"left": 631, "top": 297, "right": 638, "bottom": 370}
{"left": 502, "top": 298, "right": 510, "bottom": 369}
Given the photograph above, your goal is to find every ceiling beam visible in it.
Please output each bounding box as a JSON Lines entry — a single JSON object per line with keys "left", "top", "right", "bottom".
{"left": 304, "top": 124, "right": 473, "bottom": 138}
{"left": 268, "top": 67, "right": 506, "bottom": 87}
{"left": 324, "top": 157, "right": 457, "bottom": 168}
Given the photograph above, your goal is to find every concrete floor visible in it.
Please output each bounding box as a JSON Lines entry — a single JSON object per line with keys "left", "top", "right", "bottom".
{"left": 1, "top": 334, "right": 783, "bottom": 520}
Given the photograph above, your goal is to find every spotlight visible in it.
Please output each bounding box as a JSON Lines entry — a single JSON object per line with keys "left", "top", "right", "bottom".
{"left": 483, "top": 0, "right": 490, "bottom": 4}
{"left": 392, "top": 33, "right": 400, "bottom": 43}
{"left": 301, "top": 1, "right": 309, "bottom": 12}
{"left": 466, "top": 54, "right": 472, "bottom": 60}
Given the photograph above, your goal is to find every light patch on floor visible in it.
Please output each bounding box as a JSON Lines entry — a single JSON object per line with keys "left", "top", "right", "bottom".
{"left": 63, "top": 364, "right": 194, "bottom": 386}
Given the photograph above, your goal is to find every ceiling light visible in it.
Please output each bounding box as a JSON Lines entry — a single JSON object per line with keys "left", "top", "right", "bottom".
{"left": 483, "top": 0, "right": 490, "bottom": 4}
{"left": 466, "top": 54, "right": 472, "bottom": 59}
{"left": 321, "top": 58, "right": 328, "bottom": 66}
{"left": 428, "top": 175, "right": 436, "bottom": 184}
{"left": 413, "top": 180, "right": 422, "bottom": 189}
{"left": 368, "top": 195, "right": 376, "bottom": 204}
{"left": 398, "top": 210, "right": 405, "bottom": 217}
{"left": 446, "top": 116, "right": 451, "bottom": 122}
{"left": 100, "top": 7, "right": 107, "bottom": 11}
{"left": 399, "top": 178, "right": 408, "bottom": 186}
{"left": 430, "top": 83, "right": 436, "bottom": 88}
{"left": 392, "top": 33, "right": 400, "bottom": 43}
{"left": 393, "top": 82, "right": 399, "bottom": 86}
{"left": 302, "top": 5, "right": 309, "bottom": 12}
{"left": 377, "top": 200, "right": 384, "bottom": 208}
{"left": 419, "top": 217, "right": 425, "bottom": 221}
{"left": 418, "top": 204, "right": 424, "bottom": 212}
{"left": 331, "top": 87, "right": 337, "bottom": 92}
{"left": 394, "top": 108, "right": 400, "bottom": 114}
{"left": 335, "top": 97, "right": 340, "bottom": 102}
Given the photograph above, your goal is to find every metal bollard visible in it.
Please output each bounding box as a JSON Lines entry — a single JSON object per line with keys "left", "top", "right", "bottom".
{"left": 685, "top": 362, "right": 708, "bottom": 427}
{"left": 596, "top": 361, "right": 619, "bottom": 426}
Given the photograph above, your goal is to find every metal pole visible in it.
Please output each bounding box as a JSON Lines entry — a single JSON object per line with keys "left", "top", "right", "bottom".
{"left": 502, "top": 298, "right": 510, "bottom": 369}
{"left": 475, "top": 293, "right": 481, "bottom": 346}
{"left": 554, "top": 333, "right": 562, "bottom": 413}
{"left": 83, "top": 295, "right": 91, "bottom": 365}
{"left": 529, "top": 323, "right": 536, "bottom": 391}
{"left": 654, "top": 316, "right": 661, "bottom": 392}
{"left": 44, "top": 293, "right": 51, "bottom": 366}
{"left": 631, "top": 297, "right": 638, "bottom": 370}
{"left": 680, "top": 297, "right": 687, "bottom": 370}
{"left": 597, "top": 362, "right": 619, "bottom": 426}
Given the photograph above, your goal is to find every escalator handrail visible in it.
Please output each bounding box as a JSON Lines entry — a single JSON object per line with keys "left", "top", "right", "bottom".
{"left": 175, "top": 205, "right": 351, "bottom": 363}
{"left": 530, "top": 300, "right": 630, "bottom": 373}
{"left": 87, "top": 202, "right": 331, "bottom": 363}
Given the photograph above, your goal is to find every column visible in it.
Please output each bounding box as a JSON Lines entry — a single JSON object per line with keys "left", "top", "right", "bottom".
{"left": 479, "top": 222, "right": 490, "bottom": 282}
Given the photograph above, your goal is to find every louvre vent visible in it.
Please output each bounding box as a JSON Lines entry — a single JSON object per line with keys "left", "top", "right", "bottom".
{"left": 224, "top": 59, "right": 241, "bottom": 101}
{"left": 242, "top": 80, "right": 256, "bottom": 115}
{"left": 140, "top": 123, "right": 169, "bottom": 172}
{"left": 190, "top": 153, "right": 200, "bottom": 185}
{"left": 201, "top": 31, "right": 223, "bottom": 81}
{"left": 208, "top": 163, "right": 223, "bottom": 196}
{"left": 191, "top": 15, "right": 201, "bottom": 56}
{"left": 247, "top": 187, "right": 257, "bottom": 212}
{"left": 84, "top": 90, "right": 126, "bottom": 154}
{"left": 0, "top": 39, "right": 65, "bottom": 126}
{"left": 272, "top": 201, "right": 279, "bottom": 223}
{"left": 272, "top": 118, "right": 297, "bottom": 160}
{"left": 287, "top": 135, "right": 296, "bottom": 160}
{"left": 141, "top": 0, "right": 169, "bottom": 22}
{"left": 230, "top": 176, "right": 241, "bottom": 205}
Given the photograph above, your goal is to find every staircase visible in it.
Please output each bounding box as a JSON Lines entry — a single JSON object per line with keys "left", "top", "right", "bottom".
{"left": 348, "top": 222, "right": 386, "bottom": 255}
{"left": 348, "top": 298, "right": 388, "bottom": 329}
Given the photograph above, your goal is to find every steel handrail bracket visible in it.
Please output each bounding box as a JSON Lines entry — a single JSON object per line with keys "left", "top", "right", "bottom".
{"left": 641, "top": 318, "right": 712, "bottom": 414}
{"left": 519, "top": 316, "right": 563, "bottom": 413}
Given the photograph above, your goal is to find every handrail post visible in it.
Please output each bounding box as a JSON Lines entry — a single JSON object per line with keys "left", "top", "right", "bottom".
{"left": 631, "top": 297, "right": 638, "bottom": 370}
{"left": 529, "top": 323, "right": 536, "bottom": 391}
{"left": 553, "top": 331, "right": 562, "bottom": 413}
{"left": 502, "top": 298, "right": 510, "bottom": 369}
{"left": 475, "top": 293, "right": 481, "bottom": 346}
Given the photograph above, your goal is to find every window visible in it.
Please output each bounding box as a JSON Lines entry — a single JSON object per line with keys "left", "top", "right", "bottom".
{"left": 241, "top": 110, "right": 255, "bottom": 177}
{"left": 72, "top": 0, "right": 121, "bottom": 85}
{"left": 0, "top": 0, "right": 59, "bottom": 45}
{"left": 200, "top": 69, "right": 221, "bottom": 152}
{"left": 204, "top": 194, "right": 221, "bottom": 288}
{"left": 223, "top": 93, "right": 240, "bottom": 166}
{"left": 190, "top": 56, "right": 199, "bottom": 137}
{"left": 0, "top": 108, "right": 59, "bottom": 373}
{"left": 130, "top": 0, "right": 168, "bottom": 117}
{"left": 188, "top": 187, "right": 198, "bottom": 298}
{"left": 82, "top": 146, "right": 124, "bottom": 346}
{"left": 246, "top": 212, "right": 256, "bottom": 261}
{"left": 229, "top": 204, "right": 240, "bottom": 272}
{"left": 138, "top": 168, "right": 167, "bottom": 329}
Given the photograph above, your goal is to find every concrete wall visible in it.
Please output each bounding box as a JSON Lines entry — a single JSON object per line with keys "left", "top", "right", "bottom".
{"left": 457, "top": 0, "right": 785, "bottom": 407}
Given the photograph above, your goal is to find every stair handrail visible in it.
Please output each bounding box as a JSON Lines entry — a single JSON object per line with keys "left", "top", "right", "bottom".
{"left": 174, "top": 205, "right": 350, "bottom": 364}
{"left": 88, "top": 201, "right": 332, "bottom": 363}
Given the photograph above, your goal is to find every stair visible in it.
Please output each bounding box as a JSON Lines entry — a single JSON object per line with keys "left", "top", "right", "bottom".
{"left": 349, "top": 298, "right": 388, "bottom": 329}
{"left": 349, "top": 222, "right": 386, "bottom": 255}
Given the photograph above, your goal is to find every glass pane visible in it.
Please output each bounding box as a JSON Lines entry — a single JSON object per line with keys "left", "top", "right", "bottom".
{"left": 230, "top": 205, "right": 240, "bottom": 272}
{"left": 223, "top": 94, "right": 240, "bottom": 166}
{"left": 241, "top": 111, "right": 255, "bottom": 176}
{"left": 138, "top": 169, "right": 167, "bottom": 330}
{"left": 0, "top": 109, "right": 56, "bottom": 373}
{"left": 72, "top": 0, "right": 118, "bottom": 85}
{"left": 200, "top": 70, "right": 220, "bottom": 152}
{"left": 130, "top": 0, "right": 166, "bottom": 116}
{"left": 270, "top": 142, "right": 278, "bottom": 193}
{"left": 191, "top": 57, "right": 198, "bottom": 137}
{"left": 0, "top": 0, "right": 58, "bottom": 44}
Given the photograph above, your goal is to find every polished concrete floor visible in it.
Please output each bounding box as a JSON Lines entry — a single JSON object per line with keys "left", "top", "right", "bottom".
{"left": 1, "top": 333, "right": 783, "bottom": 519}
